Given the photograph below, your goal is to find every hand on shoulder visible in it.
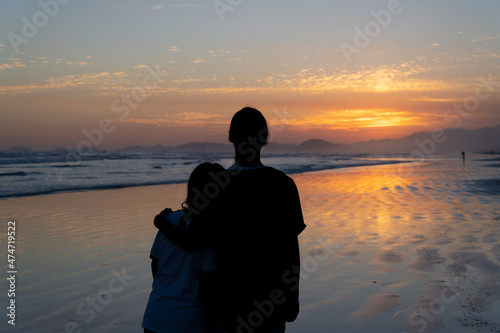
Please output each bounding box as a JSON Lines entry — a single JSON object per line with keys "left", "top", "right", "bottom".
{"left": 154, "top": 208, "right": 172, "bottom": 228}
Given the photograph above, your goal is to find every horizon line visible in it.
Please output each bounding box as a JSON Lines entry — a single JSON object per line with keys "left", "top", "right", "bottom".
{"left": 3, "top": 122, "right": 500, "bottom": 152}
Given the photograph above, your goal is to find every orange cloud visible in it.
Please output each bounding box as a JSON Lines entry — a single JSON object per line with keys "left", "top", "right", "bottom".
{"left": 273, "top": 109, "right": 430, "bottom": 131}
{"left": 0, "top": 72, "right": 127, "bottom": 95}
{"left": 121, "top": 112, "right": 228, "bottom": 127}
{"left": 0, "top": 60, "right": 26, "bottom": 70}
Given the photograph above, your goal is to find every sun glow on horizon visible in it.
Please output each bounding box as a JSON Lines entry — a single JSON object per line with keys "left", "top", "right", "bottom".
{"left": 275, "top": 109, "right": 428, "bottom": 130}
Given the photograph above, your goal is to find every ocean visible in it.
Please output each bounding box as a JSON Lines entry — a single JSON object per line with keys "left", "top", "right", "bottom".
{"left": 0, "top": 149, "right": 414, "bottom": 199}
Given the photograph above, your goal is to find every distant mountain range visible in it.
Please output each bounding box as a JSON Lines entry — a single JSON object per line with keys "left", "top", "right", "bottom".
{"left": 3, "top": 124, "right": 500, "bottom": 155}
{"left": 118, "top": 139, "right": 350, "bottom": 154}
{"left": 349, "top": 124, "right": 500, "bottom": 154}
{"left": 119, "top": 124, "right": 500, "bottom": 154}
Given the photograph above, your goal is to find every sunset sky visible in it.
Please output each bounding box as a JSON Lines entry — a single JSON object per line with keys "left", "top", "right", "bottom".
{"left": 1, "top": 0, "right": 499, "bottom": 150}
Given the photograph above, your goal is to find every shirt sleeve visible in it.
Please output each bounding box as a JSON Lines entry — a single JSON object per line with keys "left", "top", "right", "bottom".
{"left": 150, "top": 230, "right": 164, "bottom": 259}
{"left": 287, "top": 177, "right": 306, "bottom": 235}
{"left": 201, "top": 247, "right": 217, "bottom": 272}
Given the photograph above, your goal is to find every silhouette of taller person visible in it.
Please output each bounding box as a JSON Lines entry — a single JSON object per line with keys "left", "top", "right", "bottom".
{"left": 154, "top": 107, "right": 306, "bottom": 333}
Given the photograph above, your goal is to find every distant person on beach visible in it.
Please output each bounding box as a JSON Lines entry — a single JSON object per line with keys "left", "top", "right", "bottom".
{"left": 462, "top": 151, "right": 465, "bottom": 161}
{"left": 154, "top": 107, "right": 306, "bottom": 333}
{"left": 142, "top": 163, "right": 224, "bottom": 333}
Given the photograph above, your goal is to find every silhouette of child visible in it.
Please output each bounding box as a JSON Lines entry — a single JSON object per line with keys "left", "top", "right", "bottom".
{"left": 142, "top": 163, "right": 224, "bottom": 333}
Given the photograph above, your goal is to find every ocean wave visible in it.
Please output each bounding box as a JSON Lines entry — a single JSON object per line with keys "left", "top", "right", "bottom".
{"left": 0, "top": 171, "right": 43, "bottom": 177}
{"left": 0, "top": 152, "right": 411, "bottom": 199}
{"left": 0, "top": 179, "right": 188, "bottom": 199}
{"left": 0, "top": 171, "right": 28, "bottom": 177}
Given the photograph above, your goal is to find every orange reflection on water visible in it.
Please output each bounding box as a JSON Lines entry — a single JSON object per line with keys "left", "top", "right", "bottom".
{"left": 296, "top": 163, "right": 431, "bottom": 243}
{"left": 292, "top": 160, "right": 500, "bottom": 332}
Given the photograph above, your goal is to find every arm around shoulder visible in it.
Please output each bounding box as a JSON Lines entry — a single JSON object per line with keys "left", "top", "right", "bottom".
{"left": 153, "top": 208, "right": 211, "bottom": 251}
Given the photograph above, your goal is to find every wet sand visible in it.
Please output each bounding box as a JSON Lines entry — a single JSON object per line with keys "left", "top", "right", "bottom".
{"left": 1, "top": 156, "right": 499, "bottom": 332}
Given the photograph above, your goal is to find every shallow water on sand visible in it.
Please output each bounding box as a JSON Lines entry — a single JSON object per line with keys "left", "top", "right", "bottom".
{"left": 292, "top": 158, "right": 500, "bottom": 333}
{"left": 1, "top": 157, "right": 499, "bottom": 332}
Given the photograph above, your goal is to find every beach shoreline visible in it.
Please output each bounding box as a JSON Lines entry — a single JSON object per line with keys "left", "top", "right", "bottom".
{"left": 1, "top": 158, "right": 499, "bottom": 332}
